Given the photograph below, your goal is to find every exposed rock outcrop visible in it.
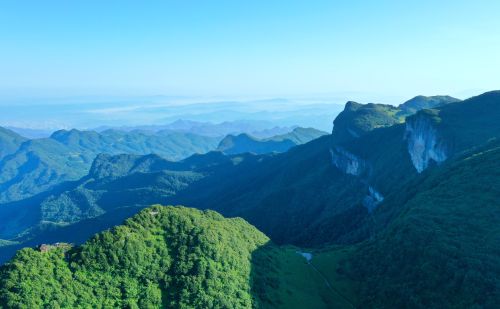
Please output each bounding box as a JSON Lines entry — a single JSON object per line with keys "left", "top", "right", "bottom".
{"left": 363, "top": 186, "right": 384, "bottom": 212}
{"left": 330, "top": 146, "right": 366, "bottom": 176}
{"left": 405, "top": 111, "right": 447, "bottom": 173}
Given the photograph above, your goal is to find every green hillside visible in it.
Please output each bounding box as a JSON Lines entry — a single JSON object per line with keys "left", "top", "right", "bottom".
{"left": 1, "top": 91, "right": 499, "bottom": 308}
{"left": 217, "top": 133, "right": 296, "bottom": 155}
{"left": 0, "top": 206, "right": 269, "bottom": 308}
{"left": 398, "top": 95, "right": 460, "bottom": 116}
{"left": 3, "top": 91, "right": 499, "bottom": 260}
{"left": 0, "top": 153, "right": 209, "bottom": 244}
{"left": 0, "top": 205, "right": 359, "bottom": 308}
{"left": 266, "top": 127, "right": 328, "bottom": 144}
{"left": 347, "top": 140, "right": 500, "bottom": 308}
{"left": 217, "top": 127, "right": 327, "bottom": 155}
{"left": 0, "top": 127, "right": 26, "bottom": 160}
{"left": 0, "top": 129, "right": 221, "bottom": 203}
{"left": 331, "top": 101, "right": 402, "bottom": 143}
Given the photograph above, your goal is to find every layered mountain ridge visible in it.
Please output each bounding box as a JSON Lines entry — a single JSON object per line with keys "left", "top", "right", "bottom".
{"left": 1, "top": 91, "right": 499, "bottom": 308}
{"left": 217, "top": 127, "right": 327, "bottom": 155}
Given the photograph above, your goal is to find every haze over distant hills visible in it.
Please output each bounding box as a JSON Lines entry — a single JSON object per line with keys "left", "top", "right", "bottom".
{"left": 217, "top": 127, "right": 328, "bottom": 155}
{"left": 0, "top": 96, "right": 346, "bottom": 136}
{"left": 94, "top": 119, "right": 298, "bottom": 139}
{"left": 1, "top": 91, "right": 499, "bottom": 308}
{"left": 0, "top": 123, "right": 322, "bottom": 205}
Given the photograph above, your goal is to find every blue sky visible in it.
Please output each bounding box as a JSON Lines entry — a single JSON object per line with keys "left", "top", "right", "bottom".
{"left": 1, "top": 0, "right": 499, "bottom": 102}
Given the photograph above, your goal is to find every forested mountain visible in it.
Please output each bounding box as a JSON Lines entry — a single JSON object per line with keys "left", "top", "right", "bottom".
{"left": 271, "top": 127, "right": 329, "bottom": 144}
{"left": 398, "top": 95, "right": 460, "bottom": 115}
{"left": 0, "top": 129, "right": 221, "bottom": 203}
{"left": 0, "top": 152, "right": 263, "bottom": 261}
{"left": 0, "top": 206, "right": 270, "bottom": 308}
{"left": 2, "top": 91, "right": 499, "bottom": 257}
{"left": 0, "top": 127, "right": 26, "bottom": 160}
{"left": 0, "top": 126, "right": 314, "bottom": 204}
{"left": 1, "top": 91, "right": 499, "bottom": 308}
{"left": 348, "top": 139, "right": 500, "bottom": 307}
{"left": 217, "top": 127, "right": 327, "bottom": 155}
{"left": 217, "top": 133, "right": 296, "bottom": 155}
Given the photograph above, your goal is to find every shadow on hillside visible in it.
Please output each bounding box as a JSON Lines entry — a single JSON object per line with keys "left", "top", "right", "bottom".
{"left": 250, "top": 241, "right": 283, "bottom": 308}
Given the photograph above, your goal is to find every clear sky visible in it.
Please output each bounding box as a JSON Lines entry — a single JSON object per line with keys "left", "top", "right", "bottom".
{"left": 1, "top": 0, "right": 499, "bottom": 102}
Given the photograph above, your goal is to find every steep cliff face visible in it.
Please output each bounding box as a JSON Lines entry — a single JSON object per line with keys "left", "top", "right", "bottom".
{"left": 363, "top": 186, "right": 384, "bottom": 212}
{"left": 405, "top": 111, "right": 447, "bottom": 173}
{"left": 330, "top": 146, "right": 366, "bottom": 176}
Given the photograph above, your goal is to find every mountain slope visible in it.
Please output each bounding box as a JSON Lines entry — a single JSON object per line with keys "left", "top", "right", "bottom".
{"left": 347, "top": 140, "right": 500, "bottom": 308}
{"left": 178, "top": 91, "right": 500, "bottom": 246}
{"left": 331, "top": 101, "right": 402, "bottom": 143}
{"left": 0, "top": 205, "right": 361, "bottom": 308}
{"left": 217, "top": 133, "right": 296, "bottom": 155}
{"left": 1, "top": 91, "right": 499, "bottom": 308}
{"left": 0, "top": 151, "right": 253, "bottom": 253}
{"left": 0, "top": 129, "right": 220, "bottom": 203}
{"left": 0, "top": 127, "right": 26, "bottom": 160}
{"left": 398, "top": 95, "right": 460, "bottom": 116}
{"left": 4, "top": 91, "right": 498, "bottom": 257}
{"left": 266, "top": 127, "right": 328, "bottom": 144}
{"left": 0, "top": 205, "right": 270, "bottom": 308}
{"left": 99, "top": 119, "right": 298, "bottom": 138}
{"left": 217, "top": 127, "right": 327, "bottom": 155}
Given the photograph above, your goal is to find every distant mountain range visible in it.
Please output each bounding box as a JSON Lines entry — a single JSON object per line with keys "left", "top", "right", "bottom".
{"left": 0, "top": 124, "right": 322, "bottom": 205}
{"left": 0, "top": 129, "right": 221, "bottom": 204}
{"left": 0, "top": 93, "right": 470, "bottom": 248}
{"left": 93, "top": 119, "right": 299, "bottom": 139}
{"left": 1, "top": 92, "right": 499, "bottom": 307}
{"left": 0, "top": 97, "right": 346, "bottom": 134}
{"left": 217, "top": 127, "right": 327, "bottom": 155}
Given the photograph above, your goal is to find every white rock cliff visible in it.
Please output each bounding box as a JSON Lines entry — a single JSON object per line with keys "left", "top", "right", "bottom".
{"left": 405, "top": 114, "right": 447, "bottom": 173}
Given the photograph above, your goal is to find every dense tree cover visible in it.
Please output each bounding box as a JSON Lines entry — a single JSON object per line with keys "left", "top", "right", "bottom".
{"left": 0, "top": 151, "right": 262, "bottom": 264}
{"left": 330, "top": 101, "right": 406, "bottom": 144}
{"left": 435, "top": 90, "right": 500, "bottom": 152}
{"left": 0, "top": 156, "right": 203, "bottom": 243}
{"left": 0, "top": 205, "right": 269, "bottom": 308}
{"left": 347, "top": 141, "right": 500, "bottom": 308}
{"left": 0, "top": 129, "right": 221, "bottom": 203}
{"left": 1, "top": 92, "right": 500, "bottom": 308}
{"left": 4, "top": 91, "right": 498, "bottom": 260}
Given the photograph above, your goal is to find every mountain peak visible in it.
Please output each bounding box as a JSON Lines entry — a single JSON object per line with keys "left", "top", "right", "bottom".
{"left": 332, "top": 102, "right": 401, "bottom": 143}
{"left": 398, "top": 95, "right": 460, "bottom": 115}
{"left": 89, "top": 153, "right": 169, "bottom": 179}
{"left": 0, "top": 126, "right": 27, "bottom": 159}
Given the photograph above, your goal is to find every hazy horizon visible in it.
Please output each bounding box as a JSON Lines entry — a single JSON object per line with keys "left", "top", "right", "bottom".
{"left": 1, "top": 1, "right": 499, "bottom": 99}
{"left": 1, "top": 1, "right": 499, "bottom": 132}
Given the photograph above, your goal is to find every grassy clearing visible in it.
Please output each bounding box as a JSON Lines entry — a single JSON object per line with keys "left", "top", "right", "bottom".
{"left": 312, "top": 246, "right": 358, "bottom": 307}
{"left": 253, "top": 245, "right": 357, "bottom": 309}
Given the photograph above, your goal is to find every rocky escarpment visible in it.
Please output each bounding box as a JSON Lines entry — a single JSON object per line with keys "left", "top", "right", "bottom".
{"left": 330, "top": 146, "right": 384, "bottom": 212}
{"left": 405, "top": 110, "right": 447, "bottom": 173}
{"left": 363, "top": 186, "right": 384, "bottom": 212}
{"left": 330, "top": 146, "right": 367, "bottom": 176}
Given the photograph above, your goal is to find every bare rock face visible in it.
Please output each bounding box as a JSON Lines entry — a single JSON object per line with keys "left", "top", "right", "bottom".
{"left": 363, "top": 186, "right": 384, "bottom": 212}
{"left": 330, "top": 146, "right": 366, "bottom": 176}
{"left": 405, "top": 112, "right": 447, "bottom": 173}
